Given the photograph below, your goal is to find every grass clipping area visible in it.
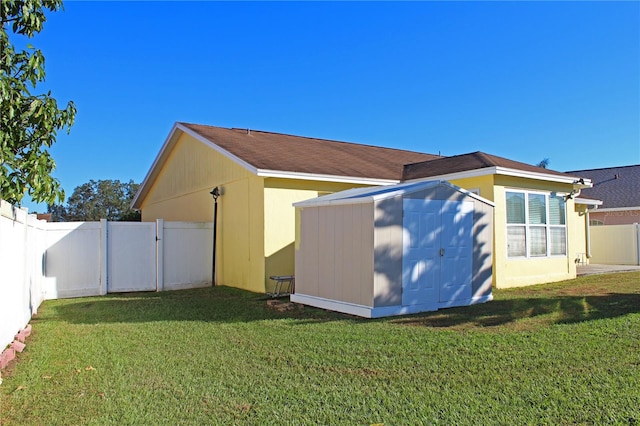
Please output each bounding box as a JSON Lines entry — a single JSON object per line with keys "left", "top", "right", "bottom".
{"left": 1, "top": 272, "right": 639, "bottom": 425}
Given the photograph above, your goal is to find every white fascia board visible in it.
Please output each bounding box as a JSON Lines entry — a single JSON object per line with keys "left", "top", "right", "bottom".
{"left": 593, "top": 206, "right": 639, "bottom": 212}
{"left": 406, "top": 166, "right": 589, "bottom": 186}
{"left": 496, "top": 167, "right": 592, "bottom": 185}
{"left": 404, "top": 167, "right": 499, "bottom": 183}
{"left": 257, "top": 169, "right": 399, "bottom": 186}
{"left": 574, "top": 197, "right": 603, "bottom": 206}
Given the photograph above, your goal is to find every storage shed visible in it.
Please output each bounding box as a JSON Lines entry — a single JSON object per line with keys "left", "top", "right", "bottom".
{"left": 291, "top": 180, "right": 495, "bottom": 318}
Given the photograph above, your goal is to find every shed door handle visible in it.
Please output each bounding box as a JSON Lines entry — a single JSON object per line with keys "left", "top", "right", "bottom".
{"left": 440, "top": 248, "right": 445, "bottom": 257}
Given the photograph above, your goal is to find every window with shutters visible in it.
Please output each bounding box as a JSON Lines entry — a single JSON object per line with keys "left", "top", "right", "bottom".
{"left": 506, "top": 190, "right": 567, "bottom": 258}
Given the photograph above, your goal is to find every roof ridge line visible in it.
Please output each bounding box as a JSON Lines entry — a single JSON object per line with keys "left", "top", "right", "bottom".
{"left": 183, "top": 122, "right": 440, "bottom": 156}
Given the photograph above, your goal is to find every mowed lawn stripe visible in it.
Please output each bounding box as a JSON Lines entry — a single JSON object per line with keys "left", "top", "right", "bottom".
{"left": 1, "top": 272, "right": 639, "bottom": 425}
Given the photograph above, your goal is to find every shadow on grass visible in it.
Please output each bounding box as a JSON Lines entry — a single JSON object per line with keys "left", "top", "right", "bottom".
{"left": 390, "top": 293, "right": 640, "bottom": 329}
{"left": 46, "top": 286, "right": 347, "bottom": 325}
{"left": 46, "top": 283, "right": 640, "bottom": 331}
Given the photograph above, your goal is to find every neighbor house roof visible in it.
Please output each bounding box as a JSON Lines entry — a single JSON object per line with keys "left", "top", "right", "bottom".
{"left": 402, "top": 151, "right": 590, "bottom": 186}
{"left": 566, "top": 164, "right": 640, "bottom": 210}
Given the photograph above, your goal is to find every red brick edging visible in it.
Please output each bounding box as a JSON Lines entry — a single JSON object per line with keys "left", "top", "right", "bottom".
{"left": 0, "top": 324, "right": 32, "bottom": 373}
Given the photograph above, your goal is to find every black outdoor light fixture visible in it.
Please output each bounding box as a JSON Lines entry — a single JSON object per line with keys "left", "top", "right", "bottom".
{"left": 210, "top": 187, "right": 220, "bottom": 286}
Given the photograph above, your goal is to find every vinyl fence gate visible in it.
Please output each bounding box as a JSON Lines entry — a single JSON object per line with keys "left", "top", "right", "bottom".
{"left": 107, "top": 222, "right": 157, "bottom": 293}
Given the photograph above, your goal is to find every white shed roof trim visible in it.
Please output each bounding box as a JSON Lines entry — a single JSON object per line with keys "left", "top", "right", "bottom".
{"left": 294, "top": 180, "right": 495, "bottom": 208}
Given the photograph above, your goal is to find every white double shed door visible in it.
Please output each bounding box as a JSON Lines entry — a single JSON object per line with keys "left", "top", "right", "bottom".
{"left": 402, "top": 199, "right": 474, "bottom": 310}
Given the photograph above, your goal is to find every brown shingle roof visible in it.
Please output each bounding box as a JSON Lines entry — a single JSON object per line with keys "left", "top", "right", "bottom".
{"left": 181, "top": 123, "right": 441, "bottom": 181}
{"left": 402, "top": 151, "right": 579, "bottom": 181}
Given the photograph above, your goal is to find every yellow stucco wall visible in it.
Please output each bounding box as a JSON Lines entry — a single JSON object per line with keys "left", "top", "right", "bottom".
{"left": 263, "top": 178, "right": 370, "bottom": 292}
{"left": 449, "top": 175, "right": 496, "bottom": 201}
{"left": 139, "top": 131, "right": 588, "bottom": 292}
{"left": 449, "top": 174, "right": 585, "bottom": 288}
{"left": 139, "top": 132, "right": 266, "bottom": 293}
{"left": 573, "top": 203, "right": 590, "bottom": 265}
{"left": 493, "top": 176, "right": 577, "bottom": 288}
{"left": 264, "top": 187, "right": 317, "bottom": 292}
{"left": 141, "top": 133, "right": 254, "bottom": 218}
{"left": 139, "top": 141, "right": 372, "bottom": 294}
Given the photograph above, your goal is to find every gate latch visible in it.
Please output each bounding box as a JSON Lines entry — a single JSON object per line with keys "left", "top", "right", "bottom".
{"left": 439, "top": 248, "right": 445, "bottom": 257}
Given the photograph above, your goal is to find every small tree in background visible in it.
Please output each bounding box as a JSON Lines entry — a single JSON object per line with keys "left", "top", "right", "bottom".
{"left": 0, "top": 0, "right": 76, "bottom": 205}
{"left": 536, "top": 158, "right": 550, "bottom": 169}
{"left": 48, "top": 179, "right": 141, "bottom": 222}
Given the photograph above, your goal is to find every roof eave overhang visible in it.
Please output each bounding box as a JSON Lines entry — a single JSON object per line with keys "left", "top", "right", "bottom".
{"left": 258, "top": 169, "right": 398, "bottom": 186}
{"left": 574, "top": 197, "right": 603, "bottom": 207}
{"left": 404, "top": 166, "right": 592, "bottom": 187}
{"left": 131, "top": 122, "right": 400, "bottom": 209}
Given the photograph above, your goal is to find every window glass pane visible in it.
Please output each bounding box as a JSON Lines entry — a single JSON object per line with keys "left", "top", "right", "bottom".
{"left": 529, "top": 226, "right": 547, "bottom": 256}
{"left": 507, "top": 226, "right": 526, "bottom": 257}
{"left": 506, "top": 192, "right": 525, "bottom": 224}
{"left": 528, "top": 194, "right": 546, "bottom": 224}
{"left": 549, "top": 196, "right": 566, "bottom": 225}
{"left": 550, "top": 227, "right": 567, "bottom": 255}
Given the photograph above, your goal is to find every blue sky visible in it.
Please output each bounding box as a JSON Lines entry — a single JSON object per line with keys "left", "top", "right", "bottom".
{"left": 21, "top": 1, "right": 640, "bottom": 211}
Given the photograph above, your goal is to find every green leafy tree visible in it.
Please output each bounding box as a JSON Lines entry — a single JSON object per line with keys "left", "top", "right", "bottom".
{"left": 45, "top": 202, "right": 66, "bottom": 221}
{"left": 49, "top": 179, "right": 141, "bottom": 222}
{"left": 0, "top": 0, "right": 76, "bottom": 205}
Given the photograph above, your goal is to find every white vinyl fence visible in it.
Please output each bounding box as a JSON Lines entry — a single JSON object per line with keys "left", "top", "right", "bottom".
{"left": 589, "top": 223, "right": 640, "bottom": 265}
{"left": 0, "top": 202, "right": 47, "bottom": 354}
{"left": 1, "top": 200, "right": 213, "bottom": 351}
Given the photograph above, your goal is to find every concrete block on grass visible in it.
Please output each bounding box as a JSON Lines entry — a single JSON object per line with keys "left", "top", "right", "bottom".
{"left": 15, "top": 331, "right": 27, "bottom": 343}
{"left": 0, "top": 348, "right": 16, "bottom": 370}
{"left": 11, "top": 340, "right": 26, "bottom": 353}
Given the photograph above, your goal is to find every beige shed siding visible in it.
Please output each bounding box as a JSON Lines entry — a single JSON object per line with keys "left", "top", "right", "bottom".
{"left": 295, "top": 203, "right": 374, "bottom": 306}
{"left": 373, "top": 196, "right": 403, "bottom": 307}
{"left": 296, "top": 207, "right": 320, "bottom": 296}
{"left": 473, "top": 201, "right": 493, "bottom": 298}
{"left": 294, "top": 181, "right": 494, "bottom": 317}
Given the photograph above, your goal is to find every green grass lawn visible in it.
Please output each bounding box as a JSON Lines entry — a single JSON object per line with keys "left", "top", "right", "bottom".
{"left": 2, "top": 272, "right": 639, "bottom": 425}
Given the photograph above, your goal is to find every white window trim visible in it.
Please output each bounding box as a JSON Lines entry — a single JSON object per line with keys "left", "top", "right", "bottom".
{"left": 506, "top": 189, "right": 568, "bottom": 259}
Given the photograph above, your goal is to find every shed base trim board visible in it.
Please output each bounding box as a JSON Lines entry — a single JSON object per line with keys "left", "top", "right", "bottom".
{"left": 290, "top": 294, "right": 375, "bottom": 318}
{"left": 291, "top": 293, "right": 494, "bottom": 319}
